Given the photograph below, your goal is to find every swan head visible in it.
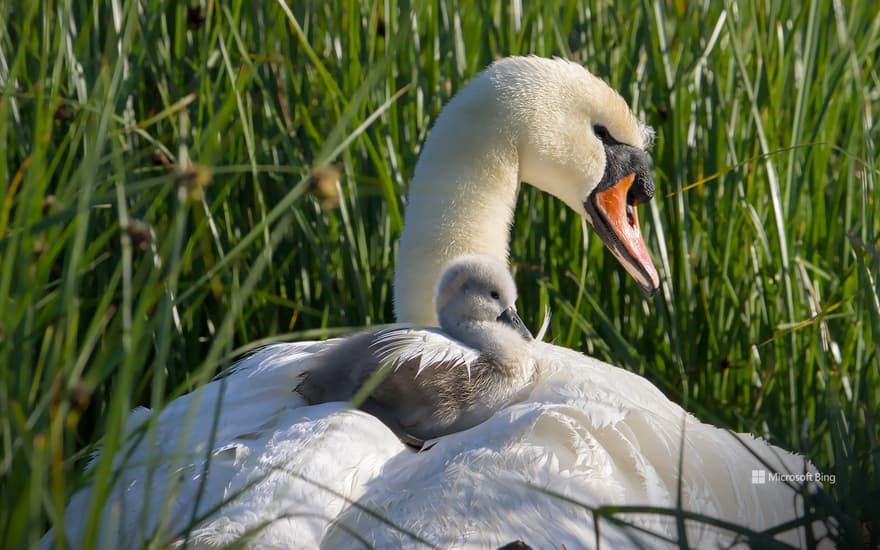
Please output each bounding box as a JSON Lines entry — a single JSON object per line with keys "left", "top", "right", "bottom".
{"left": 435, "top": 255, "right": 532, "bottom": 341}
{"left": 489, "top": 56, "right": 660, "bottom": 296}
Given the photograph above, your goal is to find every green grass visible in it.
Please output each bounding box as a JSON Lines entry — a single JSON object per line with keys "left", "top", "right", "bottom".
{"left": 1, "top": 0, "right": 878, "bottom": 547}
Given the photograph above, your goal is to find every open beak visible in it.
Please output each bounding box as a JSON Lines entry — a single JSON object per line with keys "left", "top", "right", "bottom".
{"left": 497, "top": 306, "right": 534, "bottom": 341}
{"left": 586, "top": 173, "right": 660, "bottom": 296}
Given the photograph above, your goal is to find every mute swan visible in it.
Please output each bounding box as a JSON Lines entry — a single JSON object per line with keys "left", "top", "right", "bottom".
{"left": 297, "top": 255, "right": 536, "bottom": 444}
{"left": 47, "top": 56, "right": 827, "bottom": 549}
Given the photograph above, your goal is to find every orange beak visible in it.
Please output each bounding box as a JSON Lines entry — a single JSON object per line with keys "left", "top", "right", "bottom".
{"left": 587, "top": 173, "right": 660, "bottom": 296}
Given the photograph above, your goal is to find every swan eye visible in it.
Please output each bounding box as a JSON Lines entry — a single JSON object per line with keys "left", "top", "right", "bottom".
{"left": 593, "top": 124, "right": 620, "bottom": 145}
{"left": 490, "top": 291, "right": 500, "bottom": 300}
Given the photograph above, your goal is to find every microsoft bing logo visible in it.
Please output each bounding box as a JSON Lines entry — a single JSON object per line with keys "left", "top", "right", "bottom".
{"left": 751, "top": 470, "right": 766, "bottom": 484}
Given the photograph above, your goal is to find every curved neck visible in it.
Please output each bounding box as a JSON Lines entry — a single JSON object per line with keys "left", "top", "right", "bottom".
{"left": 391, "top": 57, "right": 649, "bottom": 325}
{"left": 393, "top": 92, "right": 519, "bottom": 325}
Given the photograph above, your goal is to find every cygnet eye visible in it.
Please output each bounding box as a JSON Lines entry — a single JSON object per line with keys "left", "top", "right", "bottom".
{"left": 490, "top": 290, "right": 500, "bottom": 300}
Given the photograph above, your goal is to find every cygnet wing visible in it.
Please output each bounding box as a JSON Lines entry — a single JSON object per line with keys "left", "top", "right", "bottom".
{"left": 371, "top": 328, "right": 479, "bottom": 380}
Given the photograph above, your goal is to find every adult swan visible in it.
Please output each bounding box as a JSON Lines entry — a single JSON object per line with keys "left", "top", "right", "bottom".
{"left": 48, "top": 57, "right": 826, "bottom": 549}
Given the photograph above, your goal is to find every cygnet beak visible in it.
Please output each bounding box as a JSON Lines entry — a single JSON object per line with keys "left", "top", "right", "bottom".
{"left": 496, "top": 306, "right": 534, "bottom": 341}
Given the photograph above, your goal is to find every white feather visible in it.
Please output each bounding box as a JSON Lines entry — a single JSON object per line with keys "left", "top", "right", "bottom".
{"left": 535, "top": 306, "right": 552, "bottom": 342}
{"left": 371, "top": 327, "right": 480, "bottom": 380}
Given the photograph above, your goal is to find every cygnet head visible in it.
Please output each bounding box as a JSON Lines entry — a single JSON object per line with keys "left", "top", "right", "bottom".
{"left": 435, "top": 255, "right": 532, "bottom": 342}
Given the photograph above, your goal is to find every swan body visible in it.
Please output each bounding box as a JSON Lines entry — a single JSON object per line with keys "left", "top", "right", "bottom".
{"left": 51, "top": 343, "right": 821, "bottom": 548}
{"left": 297, "top": 255, "right": 537, "bottom": 443}
{"left": 47, "top": 56, "right": 826, "bottom": 548}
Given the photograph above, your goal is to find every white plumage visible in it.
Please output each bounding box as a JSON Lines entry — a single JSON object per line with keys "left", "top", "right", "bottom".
{"left": 50, "top": 343, "right": 823, "bottom": 548}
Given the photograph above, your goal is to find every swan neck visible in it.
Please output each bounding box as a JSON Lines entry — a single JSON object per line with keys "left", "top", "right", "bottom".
{"left": 394, "top": 105, "right": 519, "bottom": 325}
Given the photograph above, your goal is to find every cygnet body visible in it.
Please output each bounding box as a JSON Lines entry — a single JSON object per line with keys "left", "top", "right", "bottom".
{"left": 296, "top": 255, "right": 536, "bottom": 443}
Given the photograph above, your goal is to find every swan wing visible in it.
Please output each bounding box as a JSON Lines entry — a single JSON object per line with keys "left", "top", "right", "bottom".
{"left": 322, "top": 342, "right": 825, "bottom": 549}
{"left": 371, "top": 327, "right": 480, "bottom": 380}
